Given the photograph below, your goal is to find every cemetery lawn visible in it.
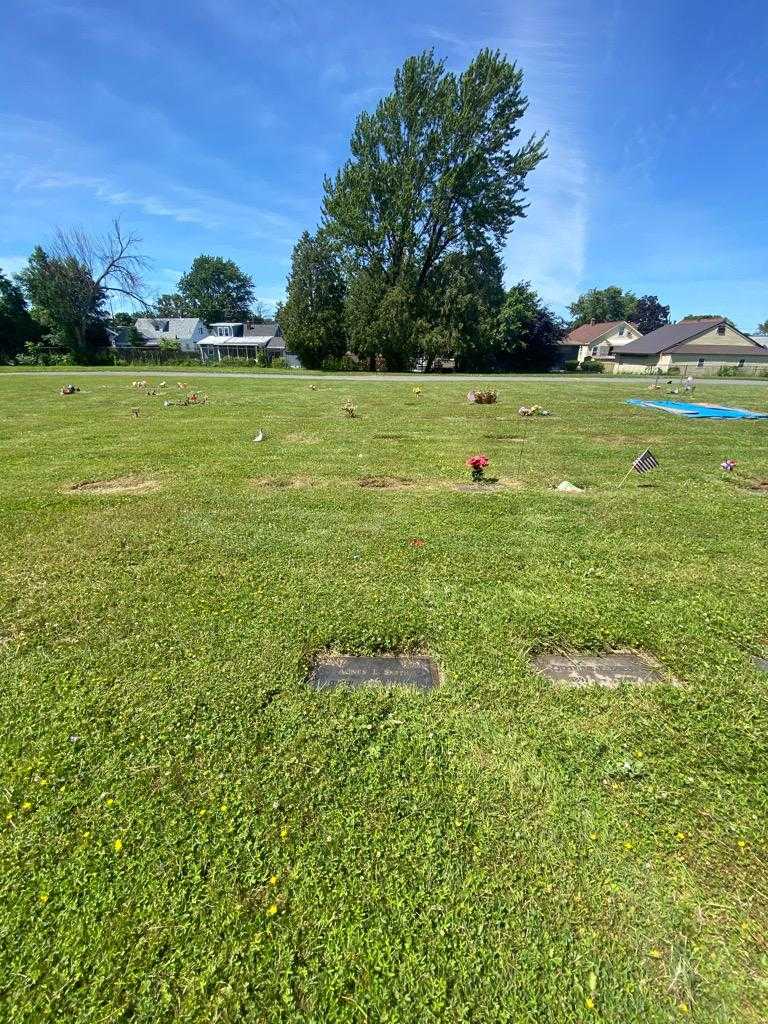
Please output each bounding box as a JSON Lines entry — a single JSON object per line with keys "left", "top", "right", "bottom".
{"left": 2, "top": 373, "right": 768, "bottom": 1024}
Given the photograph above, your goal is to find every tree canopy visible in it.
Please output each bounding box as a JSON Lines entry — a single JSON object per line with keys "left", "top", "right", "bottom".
{"left": 321, "top": 48, "right": 546, "bottom": 368}
{"left": 0, "top": 269, "right": 41, "bottom": 360}
{"left": 279, "top": 231, "right": 347, "bottom": 368}
{"left": 490, "top": 281, "right": 564, "bottom": 371}
{"left": 629, "top": 295, "right": 670, "bottom": 335}
{"left": 757, "top": 319, "right": 768, "bottom": 335}
{"left": 569, "top": 286, "right": 637, "bottom": 327}
{"left": 155, "top": 256, "right": 255, "bottom": 323}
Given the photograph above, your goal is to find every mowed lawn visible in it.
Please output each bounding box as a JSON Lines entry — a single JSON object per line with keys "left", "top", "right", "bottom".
{"left": 1, "top": 372, "right": 767, "bottom": 1023}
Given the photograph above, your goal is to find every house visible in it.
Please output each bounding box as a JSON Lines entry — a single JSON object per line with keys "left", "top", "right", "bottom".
{"left": 197, "top": 322, "right": 300, "bottom": 366}
{"left": 559, "top": 320, "right": 643, "bottom": 365}
{"left": 620, "top": 319, "right": 768, "bottom": 373}
{"left": 612, "top": 318, "right": 768, "bottom": 376}
{"left": 134, "top": 317, "right": 207, "bottom": 352}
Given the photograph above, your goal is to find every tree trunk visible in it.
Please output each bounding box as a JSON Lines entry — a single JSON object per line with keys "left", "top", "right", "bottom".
{"left": 368, "top": 354, "right": 376, "bottom": 372}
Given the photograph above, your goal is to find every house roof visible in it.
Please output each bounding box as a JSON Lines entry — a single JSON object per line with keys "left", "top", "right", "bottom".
{"left": 562, "top": 321, "right": 634, "bottom": 347}
{"left": 135, "top": 317, "right": 202, "bottom": 340}
{"left": 617, "top": 318, "right": 757, "bottom": 356}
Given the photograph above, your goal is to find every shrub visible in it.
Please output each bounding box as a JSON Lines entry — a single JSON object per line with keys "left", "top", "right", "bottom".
{"left": 321, "top": 355, "right": 360, "bottom": 372}
{"left": 270, "top": 357, "right": 288, "bottom": 369}
{"left": 579, "top": 357, "right": 604, "bottom": 373}
{"left": 717, "top": 365, "right": 743, "bottom": 378}
{"left": 564, "top": 359, "right": 580, "bottom": 372}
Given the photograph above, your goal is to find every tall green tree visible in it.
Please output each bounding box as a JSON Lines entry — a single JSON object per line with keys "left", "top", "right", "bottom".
{"left": 279, "top": 231, "right": 347, "bottom": 368}
{"left": 322, "top": 48, "right": 546, "bottom": 368}
{"left": 0, "top": 269, "right": 41, "bottom": 360}
{"left": 156, "top": 256, "right": 254, "bottom": 323}
{"left": 569, "top": 286, "right": 638, "bottom": 327}
{"left": 629, "top": 294, "right": 670, "bottom": 335}
{"left": 490, "top": 281, "right": 564, "bottom": 371}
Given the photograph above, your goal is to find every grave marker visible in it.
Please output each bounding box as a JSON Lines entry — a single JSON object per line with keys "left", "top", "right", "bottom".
{"left": 309, "top": 655, "right": 438, "bottom": 692}
{"left": 533, "top": 652, "right": 668, "bottom": 688}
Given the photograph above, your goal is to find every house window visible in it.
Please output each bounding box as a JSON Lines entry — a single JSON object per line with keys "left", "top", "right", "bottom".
{"left": 591, "top": 346, "right": 598, "bottom": 356}
{"left": 737, "top": 359, "right": 745, "bottom": 368}
{"left": 717, "top": 325, "right": 726, "bottom": 335}
{"left": 697, "top": 358, "right": 705, "bottom": 368}
{"left": 618, "top": 326, "right": 625, "bottom": 336}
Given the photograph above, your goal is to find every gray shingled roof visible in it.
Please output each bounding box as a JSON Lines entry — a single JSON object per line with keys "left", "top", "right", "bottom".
{"left": 135, "top": 317, "right": 202, "bottom": 341}
{"left": 618, "top": 319, "right": 729, "bottom": 355}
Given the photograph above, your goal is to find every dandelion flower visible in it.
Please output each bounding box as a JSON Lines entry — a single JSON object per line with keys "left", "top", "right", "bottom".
{"left": 39, "top": 893, "right": 49, "bottom": 904}
{"left": 280, "top": 826, "right": 288, "bottom": 839}
{"left": 649, "top": 949, "right": 662, "bottom": 959}
{"left": 623, "top": 841, "right": 634, "bottom": 850}
{"left": 738, "top": 839, "right": 746, "bottom": 848}
{"left": 21, "top": 801, "right": 32, "bottom": 811}
{"left": 678, "top": 1002, "right": 689, "bottom": 1014}
{"left": 585, "top": 997, "right": 594, "bottom": 1010}
{"left": 113, "top": 838, "right": 123, "bottom": 853}
{"left": 220, "top": 804, "right": 228, "bottom": 813}
{"left": 589, "top": 832, "right": 598, "bottom": 841}
{"left": 266, "top": 904, "right": 278, "bottom": 917}
{"left": 269, "top": 875, "right": 278, "bottom": 885}
{"left": 676, "top": 832, "right": 686, "bottom": 841}
{"left": 105, "top": 798, "right": 114, "bottom": 807}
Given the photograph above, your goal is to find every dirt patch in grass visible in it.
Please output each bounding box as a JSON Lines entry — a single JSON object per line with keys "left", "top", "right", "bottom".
{"left": 745, "top": 480, "right": 768, "bottom": 493}
{"left": 251, "top": 476, "right": 319, "bottom": 489}
{"left": 285, "top": 433, "right": 320, "bottom": 445}
{"left": 373, "top": 433, "right": 412, "bottom": 441}
{"left": 483, "top": 434, "right": 525, "bottom": 441}
{"left": 68, "top": 475, "right": 159, "bottom": 496}
{"left": 358, "top": 476, "right": 418, "bottom": 490}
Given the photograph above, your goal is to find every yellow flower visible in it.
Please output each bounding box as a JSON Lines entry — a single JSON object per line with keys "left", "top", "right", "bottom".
{"left": 634, "top": 749, "right": 644, "bottom": 758}
{"left": 737, "top": 839, "right": 746, "bottom": 848}
{"left": 5, "top": 813, "right": 12, "bottom": 822}
{"left": 220, "top": 804, "right": 228, "bottom": 813}
{"left": 676, "top": 832, "right": 686, "bottom": 841}
{"left": 113, "top": 838, "right": 123, "bottom": 853}
{"left": 585, "top": 997, "right": 594, "bottom": 1010}
{"left": 589, "top": 832, "right": 598, "bottom": 841}
{"left": 280, "top": 826, "right": 288, "bottom": 839}
{"left": 649, "top": 948, "right": 662, "bottom": 959}
{"left": 21, "top": 801, "right": 32, "bottom": 811}
{"left": 269, "top": 875, "right": 278, "bottom": 885}
{"left": 623, "top": 841, "right": 634, "bottom": 850}
{"left": 39, "top": 893, "right": 49, "bottom": 904}
{"left": 678, "top": 1002, "right": 689, "bottom": 1014}
{"left": 266, "top": 904, "right": 278, "bottom": 917}
{"left": 105, "top": 798, "right": 114, "bottom": 807}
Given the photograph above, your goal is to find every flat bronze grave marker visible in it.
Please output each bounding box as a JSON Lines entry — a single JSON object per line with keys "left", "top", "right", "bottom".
{"left": 309, "top": 655, "right": 438, "bottom": 693}
{"left": 533, "top": 652, "right": 666, "bottom": 689}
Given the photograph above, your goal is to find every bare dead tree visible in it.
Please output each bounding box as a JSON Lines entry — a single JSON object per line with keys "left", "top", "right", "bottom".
{"left": 51, "top": 218, "right": 151, "bottom": 321}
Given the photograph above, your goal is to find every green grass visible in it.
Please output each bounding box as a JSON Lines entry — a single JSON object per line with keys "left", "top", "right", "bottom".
{"left": 1, "top": 373, "right": 767, "bottom": 1023}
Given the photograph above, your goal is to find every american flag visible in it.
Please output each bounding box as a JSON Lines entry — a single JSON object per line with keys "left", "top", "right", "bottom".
{"left": 632, "top": 448, "right": 659, "bottom": 474}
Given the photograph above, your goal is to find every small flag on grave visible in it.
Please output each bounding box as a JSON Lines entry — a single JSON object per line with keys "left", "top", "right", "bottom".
{"left": 632, "top": 448, "right": 659, "bottom": 474}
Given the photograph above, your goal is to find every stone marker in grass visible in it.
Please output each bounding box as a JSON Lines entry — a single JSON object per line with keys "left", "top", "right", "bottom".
{"left": 532, "top": 652, "right": 667, "bottom": 688}
{"left": 309, "top": 654, "right": 438, "bottom": 692}
{"left": 751, "top": 653, "right": 768, "bottom": 672}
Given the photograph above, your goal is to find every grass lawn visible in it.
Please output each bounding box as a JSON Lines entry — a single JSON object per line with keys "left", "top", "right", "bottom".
{"left": 1, "top": 373, "right": 767, "bottom": 1023}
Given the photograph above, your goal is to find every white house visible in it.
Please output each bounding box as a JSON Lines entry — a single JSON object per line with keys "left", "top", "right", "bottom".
{"left": 134, "top": 317, "right": 207, "bottom": 353}
{"left": 198, "top": 322, "right": 300, "bottom": 366}
{"left": 560, "top": 320, "right": 644, "bottom": 365}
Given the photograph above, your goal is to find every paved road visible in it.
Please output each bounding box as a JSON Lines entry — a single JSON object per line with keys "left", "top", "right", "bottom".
{"left": 2, "top": 369, "right": 768, "bottom": 387}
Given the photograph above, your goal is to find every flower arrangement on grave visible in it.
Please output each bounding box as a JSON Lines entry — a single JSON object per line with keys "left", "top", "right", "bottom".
{"left": 468, "top": 389, "right": 497, "bottom": 404}
{"left": 413, "top": 386, "right": 423, "bottom": 397}
{"left": 466, "top": 454, "right": 490, "bottom": 482}
{"left": 721, "top": 458, "right": 736, "bottom": 472}
{"left": 59, "top": 384, "right": 80, "bottom": 395}
{"left": 342, "top": 399, "right": 358, "bottom": 418}
{"left": 518, "top": 404, "right": 549, "bottom": 417}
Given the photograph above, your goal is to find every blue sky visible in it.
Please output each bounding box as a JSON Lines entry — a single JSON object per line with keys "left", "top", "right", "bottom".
{"left": 2, "top": 0, "right": 767, "bottom": 328}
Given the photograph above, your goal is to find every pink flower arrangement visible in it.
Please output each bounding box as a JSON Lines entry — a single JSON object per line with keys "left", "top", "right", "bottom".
{"left": 466, "top": 453, "right": 489, "bottom": 482}
{"left": 721, "top": 458, "right": 736, "bottom": 472}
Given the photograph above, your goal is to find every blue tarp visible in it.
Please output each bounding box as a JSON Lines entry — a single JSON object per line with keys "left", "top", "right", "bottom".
{"left": 626, "top": 399, "right": 768, "bottom": 420}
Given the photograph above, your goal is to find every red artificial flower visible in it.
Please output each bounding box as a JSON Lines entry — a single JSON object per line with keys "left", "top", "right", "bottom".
{"left": 466, "top": 454, "right": 489, "bottom": 470}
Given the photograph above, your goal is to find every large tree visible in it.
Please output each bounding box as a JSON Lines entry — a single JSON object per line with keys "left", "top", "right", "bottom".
{"left": 322, "top": 48, "right": 546, "bottom": 368}
{"left": 0, "top": 269, "right": 41, "bottom": 360}
{"left": 279, "top": 231, "right": 347, "bottom": 368}
{"left": 18, "top": 221, "right": 147, "bottom": 357}
{"left": 156, "top": 256, "right": 255, "bottom": 323}
{"left": 490, "top": 280, "right": 564, "bottom": 371}
{"left": 569, "top": 286, "right": 637, "bottom": 327}
{"left": 629, "top": 294, "right": 670, "bottom": 335}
